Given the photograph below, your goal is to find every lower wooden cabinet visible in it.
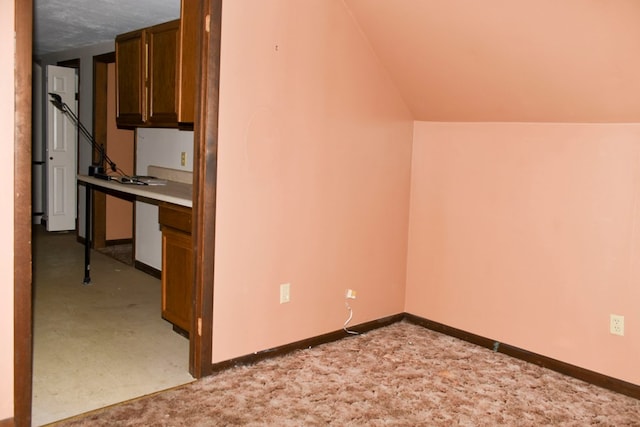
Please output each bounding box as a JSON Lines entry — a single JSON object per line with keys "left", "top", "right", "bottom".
{"left": 159, "top": 203, "right": 192, "bottom": 336}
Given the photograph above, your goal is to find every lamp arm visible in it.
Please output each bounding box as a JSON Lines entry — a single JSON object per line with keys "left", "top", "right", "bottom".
{"left": 48, "top": 93, "right": 119, "bottom": 174}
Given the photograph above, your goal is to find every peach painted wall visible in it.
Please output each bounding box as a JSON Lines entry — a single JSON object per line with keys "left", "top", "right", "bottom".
{"left": 0, "top": 0, "right": 15, "bottom": 419}
{"left": 105, "top": 63, "right": 134, "bottom": 240}
{"left": 406, "top": 122, "right": 640, "bottom": 385}
{"left": 213, "top": 0, "right": 413, "bottom": 362}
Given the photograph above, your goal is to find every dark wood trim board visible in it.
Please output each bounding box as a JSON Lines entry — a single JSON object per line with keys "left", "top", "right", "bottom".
{"left": 210, "top": 314, "right": 404, "bottom": 372}
{"left": 404, "top": 313, "right": 640, "bottom": 400}
{"left": 134, "top": 261, "right": 162, "bottom": 280}
{"left": 207, "top": 312, "right": 639, "bottom": 401}
{"left": 105, "top": 238, "right": 133, "bottom": 246}
{"left": 190, "top": 0, "right": 220, "bottom": 378}
{"left": 14, "top": 0, "right": 33, "bottom": 425}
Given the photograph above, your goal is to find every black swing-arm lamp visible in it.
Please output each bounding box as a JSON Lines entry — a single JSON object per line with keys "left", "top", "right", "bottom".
{"left": 48, "top": 92, "right": 122, "bottom": 178}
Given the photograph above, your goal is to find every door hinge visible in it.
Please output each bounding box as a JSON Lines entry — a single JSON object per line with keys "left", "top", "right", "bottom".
{"left": 205, "top": 14, "right": 210, "bottom": 33}
{"left": 197, "top": 317, "right": 202, "bottom": 336}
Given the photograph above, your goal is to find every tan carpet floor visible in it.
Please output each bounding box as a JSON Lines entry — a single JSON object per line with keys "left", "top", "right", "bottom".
{"left": 53, "top": 321, "right": 640, "bottom": 426}
{"left": 32, "top": 226, "right": 193, "bottom": 426}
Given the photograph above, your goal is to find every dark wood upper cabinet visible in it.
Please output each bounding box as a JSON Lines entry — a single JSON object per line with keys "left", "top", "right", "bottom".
{"left": 178, "top": 0, "right": 198, "bottom": 125}
{"left": 115, "top": 29, "right": 146, "bottom": 127}
{"left": 147, "top": 20, "right": 180, "bottom": 127}
{"left": 116, "top": 1, "right": 197, "bottom": 129}
{"left": 116, "top": 20, "right": 179, "bottom": 128}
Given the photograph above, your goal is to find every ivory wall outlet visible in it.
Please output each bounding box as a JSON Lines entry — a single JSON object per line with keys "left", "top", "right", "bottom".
{"left": 280, "top": 283, "right": 291, "bottom": 304}
{"left": 610, "top": 314, "right": 624, "bottom": 336}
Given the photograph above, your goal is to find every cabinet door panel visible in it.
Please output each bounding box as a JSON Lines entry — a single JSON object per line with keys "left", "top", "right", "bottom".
{"left": 161, "top": 227, "right": 192, "bottom": 333}
{"left": 116, "top": 13, "right": 194, "bottom": 129}
{"left": 148, "top": 20, "right": 180, "bottom": 126}
{"left": 178, "top": 0, "right": 198, "bottom": 124}
{"left": 115, "top": 30, "right": 145, "bottom": 126}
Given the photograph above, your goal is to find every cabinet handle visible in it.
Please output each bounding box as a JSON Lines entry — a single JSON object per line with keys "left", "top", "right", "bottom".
{"left": 145, "top": 42, "right": 149, "bottom": 81}
{"left": 144, "top": 42, "right": 149, "bottom": 122}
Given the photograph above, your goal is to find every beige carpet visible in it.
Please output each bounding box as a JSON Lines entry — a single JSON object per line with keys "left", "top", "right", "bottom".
{"left": 32, "top": 227, "right": 193, "bottom": 426}
{"left": 52, "top": 321, "right": 640, "bottom": 426}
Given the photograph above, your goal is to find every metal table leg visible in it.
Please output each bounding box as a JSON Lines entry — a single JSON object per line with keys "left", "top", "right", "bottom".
{"left": 83, "top": 185, "right": 92, "bottom": 285}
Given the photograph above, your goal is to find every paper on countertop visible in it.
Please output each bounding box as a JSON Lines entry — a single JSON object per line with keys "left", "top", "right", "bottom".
{"left": 132, "top": 175, "right": 168, "bottom": 185}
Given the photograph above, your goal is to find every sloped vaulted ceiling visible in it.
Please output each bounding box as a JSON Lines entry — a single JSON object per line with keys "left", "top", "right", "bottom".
{"left": 344, "top": 0, "right": 640, "bottom": 122}
{"left": 34, "top": 0, "right": 640, "bottom": 122}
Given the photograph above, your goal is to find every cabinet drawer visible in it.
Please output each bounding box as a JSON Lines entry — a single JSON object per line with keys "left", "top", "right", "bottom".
{"left": 158, "top": 203, "right": 192, "bottom": 234}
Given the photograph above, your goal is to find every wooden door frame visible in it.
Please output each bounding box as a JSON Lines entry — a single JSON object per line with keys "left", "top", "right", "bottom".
{"left": 190, "top": 0, "right": 220, "bottom": 378}
{"left": 14, "top": 0, "right": 220, "bottom": 424}
{"left": 15, "top": 0, "right": 33, "bottom": 425}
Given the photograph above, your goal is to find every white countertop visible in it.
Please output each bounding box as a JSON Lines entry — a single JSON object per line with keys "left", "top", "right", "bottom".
{"left": 77, "top": 174, "right": 192, "bottom": 208}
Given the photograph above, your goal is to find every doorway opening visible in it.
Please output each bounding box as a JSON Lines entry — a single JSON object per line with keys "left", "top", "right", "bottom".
{"left": 17, "top": 1, "right": 218, "bottom": 424}
{"left": 30, "top": 53, "right": 193, "bottom": 426}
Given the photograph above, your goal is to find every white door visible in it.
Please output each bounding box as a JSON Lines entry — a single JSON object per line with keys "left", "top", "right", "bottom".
{"left": 46, "top": 65, "right": 78, "bottom": 231}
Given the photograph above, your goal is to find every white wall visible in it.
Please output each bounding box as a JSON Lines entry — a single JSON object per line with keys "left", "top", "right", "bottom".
{"left": 135, "top": 128, "right": 194, "bottom": 269}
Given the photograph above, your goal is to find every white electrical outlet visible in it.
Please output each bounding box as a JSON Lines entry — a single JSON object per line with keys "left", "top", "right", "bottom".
{"left": 345, "top": 289, "right": 357, "bottom": 299}
{"left": 280, "top": 283, "right": 291, "bottom": 304}
{"left": 610, "top": 314, "right": 624, "bottom": 336}
{"left": 180, "top": 152, "right": 187, "bottom": 167}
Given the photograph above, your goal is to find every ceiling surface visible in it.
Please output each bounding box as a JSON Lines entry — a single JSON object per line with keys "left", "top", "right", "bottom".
{"left": 33, "top": 0, "right": 180, "bottom": 57}
{"left": 345, "top": 0, "right": 640, "bottom": 122}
